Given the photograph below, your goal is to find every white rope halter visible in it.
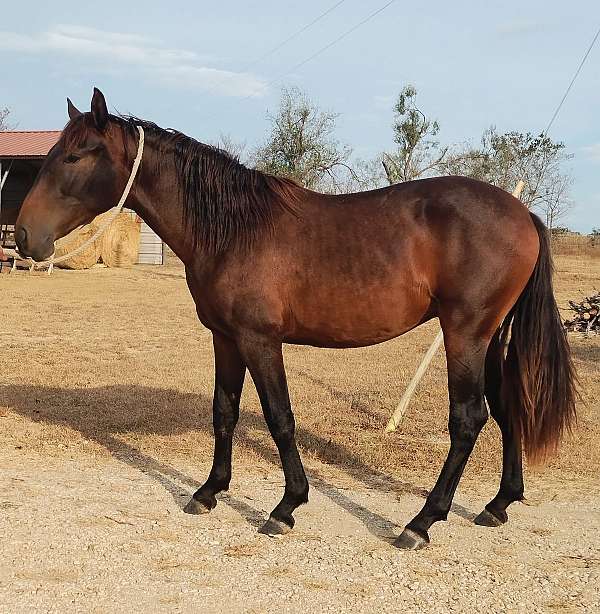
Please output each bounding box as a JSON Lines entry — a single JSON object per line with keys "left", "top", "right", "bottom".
{"left": 5, "top": 125, "right": 145, "bottom": 273}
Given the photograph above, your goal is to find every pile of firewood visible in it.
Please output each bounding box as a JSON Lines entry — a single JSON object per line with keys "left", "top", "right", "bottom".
{"left": 564, "top": 292, "right": 600, "bottom": 334}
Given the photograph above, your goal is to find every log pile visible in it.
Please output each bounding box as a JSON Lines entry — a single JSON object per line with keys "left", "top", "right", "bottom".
{"left": 564, "top": 292, "right": 600, "bottom": 334}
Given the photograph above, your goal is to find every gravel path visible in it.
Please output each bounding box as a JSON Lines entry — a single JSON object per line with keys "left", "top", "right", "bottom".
{"left": 1, "top": 451, "right": 599, "bottom": 613}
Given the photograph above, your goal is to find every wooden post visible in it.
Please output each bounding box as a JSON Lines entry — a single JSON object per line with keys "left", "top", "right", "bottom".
{"left": 385, "top": 180, "right": 526, "bottom": 433}
{"left": 385, "top": 329, "right": 443, "bottom": 432}
{"left": 512, "top": 180, "right": 525, "bottom": 200}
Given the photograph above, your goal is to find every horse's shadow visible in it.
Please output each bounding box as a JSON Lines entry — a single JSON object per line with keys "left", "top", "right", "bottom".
{"left": 2, "top": 383, "right": 476, "bottom": 542}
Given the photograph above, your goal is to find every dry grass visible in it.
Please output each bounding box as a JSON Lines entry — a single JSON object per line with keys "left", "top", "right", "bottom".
{"left": 552, "top": 234, "right": 600, "bottom": 258}
{"left": 0, "top": 254, "right": 598, "bottom": 495}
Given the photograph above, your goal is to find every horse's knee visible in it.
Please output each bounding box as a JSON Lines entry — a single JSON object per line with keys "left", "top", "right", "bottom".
{"left": 213, "top": 397, "right": 240, "bottom": 435}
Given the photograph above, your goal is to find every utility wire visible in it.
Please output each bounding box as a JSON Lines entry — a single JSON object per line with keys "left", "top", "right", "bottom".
{"left": 242, "top": 1, "right": 347, "bottom": 73}
{"left": 264, "top": 0, "right": 396, "bottom": 89}
{"left": 203, "top": 1, "right": 396, "bottom": 124}
{"left": 543, "top": 25, "right": 600, "bottom": 136}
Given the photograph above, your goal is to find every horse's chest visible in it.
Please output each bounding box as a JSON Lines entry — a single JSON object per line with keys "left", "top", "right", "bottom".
{"left": 185, "top": 269, "right": 281, "bottom": 336}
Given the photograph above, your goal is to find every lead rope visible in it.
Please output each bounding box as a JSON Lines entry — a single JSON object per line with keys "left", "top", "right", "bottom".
{"left": 5, "top": 125, "right": 145, "bottom": 273}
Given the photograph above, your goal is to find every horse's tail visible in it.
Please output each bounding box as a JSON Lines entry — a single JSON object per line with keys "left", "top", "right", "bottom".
{"left": 497, "top": 212, "right": 577, "bottom": 463}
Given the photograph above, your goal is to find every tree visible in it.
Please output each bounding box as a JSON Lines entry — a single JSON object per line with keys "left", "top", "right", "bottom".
{"left": 381, "top": 85, "right": 447, "bottom": 184}
{"left": 0, "top": 107, "right": 10, "bottom": 131}
{"left": 211, "top": 133, "right": 248, "bottom": 163}
{"left": 253, "top": 87, "right": 353, "bottom": 191}
{"left": 332, "top": 157, "right": 387, "bottom": 193}
{"left": 444, "top": 128, "right": 573, "bottom": 230}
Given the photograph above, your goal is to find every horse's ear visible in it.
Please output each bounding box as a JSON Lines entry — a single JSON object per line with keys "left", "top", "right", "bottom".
{"left": 67, "top": 98, "right": 82, "bottom": 120}
{"left": 91, "top": 87, "right": 109, "bottom": 131}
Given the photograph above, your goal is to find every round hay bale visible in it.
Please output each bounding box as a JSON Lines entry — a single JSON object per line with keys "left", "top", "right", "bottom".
{"left": 54, "top": 221, "right": 103, "bottom": 270}
{"left": 100, "top": 213, "right": 141, "bottom": 268}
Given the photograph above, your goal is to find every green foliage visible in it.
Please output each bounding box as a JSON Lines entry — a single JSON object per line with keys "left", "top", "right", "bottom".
{"left": 251, "top": 83, "right": 573, "bottom": 226}
{"left": 382, "top": 85, "right": 447, "bottom": 183}
{"left": 253, "top": 87, "right": 352, "bottom": 191}
{"left": 444, "top": 127, "right": 572, "bottom": 228}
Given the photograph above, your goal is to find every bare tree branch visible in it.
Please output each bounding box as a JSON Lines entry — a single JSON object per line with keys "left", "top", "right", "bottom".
{"left": 0, "top": 108, "right": 11, "bottom": 132}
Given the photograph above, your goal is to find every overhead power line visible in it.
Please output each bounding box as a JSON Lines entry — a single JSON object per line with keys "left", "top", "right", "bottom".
{"left": 242, "top": 1, "right": 347, "bottom": 73}
{"left": 543, "top": 25, "right": 600, "bottom": 136}
{"left": 265, "top": 0, "right": 396, "bottom": 89}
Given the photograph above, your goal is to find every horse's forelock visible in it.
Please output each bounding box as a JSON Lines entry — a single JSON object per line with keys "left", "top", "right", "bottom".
{"left": 60, "top": 114, "right": 96, "bottom": 152}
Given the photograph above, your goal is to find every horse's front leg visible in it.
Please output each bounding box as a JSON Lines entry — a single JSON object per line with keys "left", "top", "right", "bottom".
{"left": 238, "top": 334, "right": 309, "bottom": 535}
{"left": 184, "top": 332, "right": 246, "bottom": 514}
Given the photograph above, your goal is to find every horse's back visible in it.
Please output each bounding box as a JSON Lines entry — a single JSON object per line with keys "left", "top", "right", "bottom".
{"left": 189, "top": 176, "right": 539, "bottom": 349}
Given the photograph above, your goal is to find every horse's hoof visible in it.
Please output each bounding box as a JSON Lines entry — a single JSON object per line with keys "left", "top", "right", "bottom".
{"left": 394, "top": 528, "right": 430, "bottom": 550}
{"left": 183, "top": 497, "right": 213, "bottom": 515}
{"left": 474, "top": 508, "right": 506, "bottom": 527}
{"left": 258, "top": 517, "right": 293, "bottom": 536}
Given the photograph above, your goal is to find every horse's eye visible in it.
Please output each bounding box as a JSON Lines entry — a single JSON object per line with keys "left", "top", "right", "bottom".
{"left": 64, "top": 153, "right": 81, "bottom": 164}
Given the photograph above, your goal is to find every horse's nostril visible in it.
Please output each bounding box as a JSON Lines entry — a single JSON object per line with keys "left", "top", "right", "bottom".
{"left": 15, "top": 226, "right": 28, "bottom": 251}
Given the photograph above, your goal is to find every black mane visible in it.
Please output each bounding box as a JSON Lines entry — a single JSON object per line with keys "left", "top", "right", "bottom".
{"left": 61, "top": 113, "right": 300, "bottom": 255}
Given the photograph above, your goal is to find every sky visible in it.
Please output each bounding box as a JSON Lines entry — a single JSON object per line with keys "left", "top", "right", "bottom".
{"left": 1, "top": 0, "right": 599, "bottom": 232}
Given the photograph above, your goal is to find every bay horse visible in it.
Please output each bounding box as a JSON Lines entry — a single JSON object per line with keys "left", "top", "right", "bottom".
{"left": 15, "top": 89, "right": 576, "bottom": 550}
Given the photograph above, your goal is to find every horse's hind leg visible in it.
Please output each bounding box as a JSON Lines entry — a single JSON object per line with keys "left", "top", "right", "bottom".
{"left": 474, "top": 334, "right": 524, "bottom": 527}
{"left": 395, "top": 320, "right": 490, "bottom": 550}
{"left": 184, "top": 332, "right": 246, "bottom": 515}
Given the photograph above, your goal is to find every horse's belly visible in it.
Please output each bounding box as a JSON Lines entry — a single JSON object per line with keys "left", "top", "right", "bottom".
{"left": 284, "top": 326, "right": 416, "bottom": 348}
{"left": 284, "top": 291, "right": 432, "bottom": 348}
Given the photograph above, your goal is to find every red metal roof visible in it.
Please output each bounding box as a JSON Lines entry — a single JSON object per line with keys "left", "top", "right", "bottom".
{"left": 0, "top": 130, "right": 61, "bottom": 159}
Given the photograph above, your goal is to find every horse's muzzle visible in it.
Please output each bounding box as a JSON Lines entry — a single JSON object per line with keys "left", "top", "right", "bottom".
{"left": 14, "top": 224, "right": 54, "bottom": 262}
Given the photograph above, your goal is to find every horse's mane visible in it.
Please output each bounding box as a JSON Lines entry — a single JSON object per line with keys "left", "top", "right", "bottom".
{"left": 60, "top": 113, "right": 300, "bottom": 255}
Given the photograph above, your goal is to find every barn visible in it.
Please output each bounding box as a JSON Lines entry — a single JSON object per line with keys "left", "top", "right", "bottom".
{"left": 0, "top": 130, "right": 164, "bottom": 264}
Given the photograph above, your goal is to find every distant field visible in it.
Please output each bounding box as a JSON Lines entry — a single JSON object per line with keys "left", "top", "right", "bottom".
{"left": 552, "top": 233, "right": 600, "bottom": 258}
{"left": 1, "top": 253, "right": 598, "bottom": 492}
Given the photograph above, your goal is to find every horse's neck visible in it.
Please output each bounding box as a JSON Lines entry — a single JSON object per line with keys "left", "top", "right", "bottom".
{"left": 129, "top": 152, "right": 197, "bottom": 265}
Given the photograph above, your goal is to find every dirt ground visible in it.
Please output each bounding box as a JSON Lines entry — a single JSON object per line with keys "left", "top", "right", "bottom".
{"left": 1, "top": 254, "right": 599, "bottom": 613}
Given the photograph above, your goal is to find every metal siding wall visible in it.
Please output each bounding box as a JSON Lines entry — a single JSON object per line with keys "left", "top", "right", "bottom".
{"left": 137, "top": 221, "right": 164, "bottom": 264}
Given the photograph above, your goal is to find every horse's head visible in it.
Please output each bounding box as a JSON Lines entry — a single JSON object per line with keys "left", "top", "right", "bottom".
{"left": 15, "top": 88, "right": 132, "bottom": 261}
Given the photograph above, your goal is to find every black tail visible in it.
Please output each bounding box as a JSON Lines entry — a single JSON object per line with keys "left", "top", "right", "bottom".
{"left": 497, "top": 213, "right": 578, "bottom": 463}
